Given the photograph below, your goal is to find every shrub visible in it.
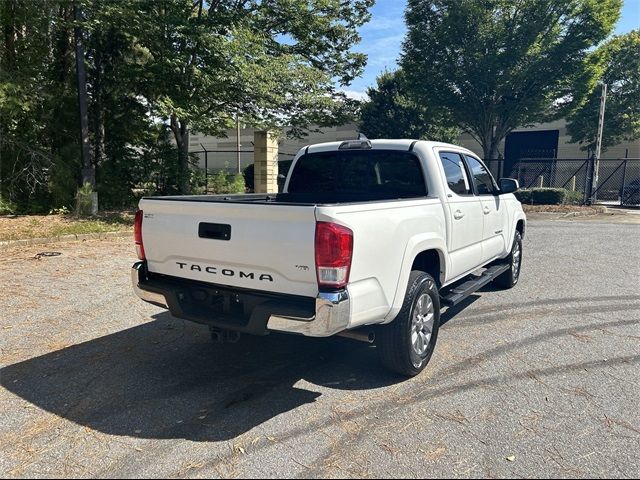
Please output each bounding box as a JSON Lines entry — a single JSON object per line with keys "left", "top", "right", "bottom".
{"left": 208, "top": 171, "right": 246, "bottom": 194}
{"left": 531, "top": 188, "right": 566, "bottom": 205}
{"left": 49, "top": 206, "right": 71, "bottom": 215}
{"left": 564, "top": 189, "right": 584, "bottom": 205}
{"left": 514, "top": 189, "right": 532, "bottom": 204}
{"left": 190, "top": 169, "right": 207, "bottom": 195}
{"left": 514, "top": 188, "right": 584, "bottom": 205}
{"left": 0, "top": 196, "right": 17, "bottom": 215}
{"left": 75, "top": 182, "right": 98, "bottom": 216}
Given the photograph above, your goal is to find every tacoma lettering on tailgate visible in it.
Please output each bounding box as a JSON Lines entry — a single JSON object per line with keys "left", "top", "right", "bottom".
{"left": 176, "top": 262, "right": 274, "bottom": 282}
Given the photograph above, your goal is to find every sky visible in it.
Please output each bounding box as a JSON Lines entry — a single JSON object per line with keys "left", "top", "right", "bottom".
{"left": 343, "top": 0, "right": 640, "bottom": 100}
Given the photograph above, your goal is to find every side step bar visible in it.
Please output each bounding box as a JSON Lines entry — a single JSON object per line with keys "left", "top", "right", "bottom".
{"left": 440, "top": 264, "right": 510, "bottom": 306}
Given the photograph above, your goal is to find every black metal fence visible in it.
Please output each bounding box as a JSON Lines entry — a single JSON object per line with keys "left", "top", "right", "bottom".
{"left": 485, "top": 158, "right": 640, "bottom": 206}
{"left": 188, "top": 148, "right": 640, "bottom": 205}
{"left": 190, "top": 149, "right": 297, "bottom": 193}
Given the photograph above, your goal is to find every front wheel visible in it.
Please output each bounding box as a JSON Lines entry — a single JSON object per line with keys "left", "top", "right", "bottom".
{"left": 494, "top": 230, "right": 523, "bottom": 289}
{"left": 377, "top": 271, "right": 441, "bottom": 376}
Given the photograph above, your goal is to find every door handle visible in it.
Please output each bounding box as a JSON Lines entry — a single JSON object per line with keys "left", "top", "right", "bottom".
{"left": 483, "top": 206, "right": 491, "bottom": 214}
{"left": 454, "top": 210, "right": 465, "bottom": 220}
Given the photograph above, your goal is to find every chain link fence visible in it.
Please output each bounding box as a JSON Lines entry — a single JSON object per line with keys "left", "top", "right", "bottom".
{"left": 485, "top": 158, "right": 640, "bottom": 206}
{"left": 190, "top": 149, "right": 297, "bottom": 193}
{"left": 188, "top": 149, "right": 640, "bottom": 205}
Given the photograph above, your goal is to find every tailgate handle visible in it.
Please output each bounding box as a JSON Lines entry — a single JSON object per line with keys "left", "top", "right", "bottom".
{"left": 198, "top": 223, "right": 231, "bottom": 241}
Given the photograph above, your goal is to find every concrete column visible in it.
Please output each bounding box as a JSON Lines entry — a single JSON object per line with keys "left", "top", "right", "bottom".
{"left": 254, "top": 130, "right": 279, "bottom": 193}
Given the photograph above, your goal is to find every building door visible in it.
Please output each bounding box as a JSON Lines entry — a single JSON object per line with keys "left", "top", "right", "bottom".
{"left": 504, "top": 130, "right": 559, "bottom": 178}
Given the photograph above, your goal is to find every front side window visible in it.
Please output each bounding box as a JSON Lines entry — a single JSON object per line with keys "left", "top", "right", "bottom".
{"left": 438, "top": 152, "right": 471, "bottom": 195}
{"left": 464, "top": 155, "right": 496, "bottom": 195}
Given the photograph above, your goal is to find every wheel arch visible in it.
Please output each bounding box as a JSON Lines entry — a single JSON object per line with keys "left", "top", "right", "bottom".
{"left": 383, "top": 234, "right": 447, "bottom": 324}
{"left": 507, "top": 213, "right": 527, "bottom": 249}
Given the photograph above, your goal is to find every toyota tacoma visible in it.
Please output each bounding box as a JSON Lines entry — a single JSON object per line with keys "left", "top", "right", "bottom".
{"left": 131, "top": 138, "right": 526, "bottom": 376}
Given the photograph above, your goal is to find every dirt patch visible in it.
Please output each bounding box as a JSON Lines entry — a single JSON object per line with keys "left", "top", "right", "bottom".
{"left": 521, "top": 204, "right": 606, "bottom": 214}
{"left": 0, "top": 212, "right": 134, "bottom": 241}
{"left": 523, "top": 205, "right": 640, "bottom": 224}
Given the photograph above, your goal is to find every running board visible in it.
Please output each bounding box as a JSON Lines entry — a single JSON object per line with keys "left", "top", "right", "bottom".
{"left": 440, "top": 264, "right": 510, "bottom": 306}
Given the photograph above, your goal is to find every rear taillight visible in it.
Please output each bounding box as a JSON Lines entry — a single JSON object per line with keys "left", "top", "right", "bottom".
{"left": 315, "top": 222, "right": 353, "bottom": 289}
{"left": 134, "top": 210, "right": 145, "bottom": 260}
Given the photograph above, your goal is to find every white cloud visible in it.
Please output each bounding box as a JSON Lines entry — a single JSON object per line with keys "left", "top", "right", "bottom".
{"left": 340, "top": 90, "right": 370, "bottom": 102}
{"left": 358, "top": 33, "right": 405, "bottom": 68}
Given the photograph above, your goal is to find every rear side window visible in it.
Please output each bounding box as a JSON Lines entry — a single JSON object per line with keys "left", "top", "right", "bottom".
{"left": 438, "top": 152, "right": 471, "bottom": 195}
{"left": 287, "top": 150, "right": 427, "bottom": 199}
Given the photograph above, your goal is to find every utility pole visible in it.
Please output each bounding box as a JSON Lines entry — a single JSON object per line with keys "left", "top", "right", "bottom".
{"left": 236, "top": 112, "right": 241, "bottom": 174}
{"left": 590, "top": 83, "right": 607, "bottom": 203}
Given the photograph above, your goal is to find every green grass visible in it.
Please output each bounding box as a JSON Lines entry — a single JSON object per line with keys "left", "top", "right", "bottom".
{"left": 49, "top": 219, "right": 132, "bottom": 237}
{"left": 0, "top": 212, "right": 134, "bottom": 241}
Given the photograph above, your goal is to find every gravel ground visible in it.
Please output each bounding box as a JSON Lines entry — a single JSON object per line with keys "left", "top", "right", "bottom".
{"left": 0, "top": 218, "right": 639, "bottom": 478}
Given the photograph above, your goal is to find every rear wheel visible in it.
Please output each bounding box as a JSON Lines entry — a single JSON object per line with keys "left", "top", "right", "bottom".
{"left": 377, "top": 271, "right": 441, "bottom": 376}
{"left": 494, "top": 230, "right": 522, "bottom": 289}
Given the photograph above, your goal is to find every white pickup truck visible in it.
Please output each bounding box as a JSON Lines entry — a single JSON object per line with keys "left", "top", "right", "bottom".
{"left": 132, "top": 138, "right": 526, "bottom": 376}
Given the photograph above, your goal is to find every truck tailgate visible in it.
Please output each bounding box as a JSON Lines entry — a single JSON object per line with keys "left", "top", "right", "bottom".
{"left": 139, "top": 198, "right": 319, "bottom": 297}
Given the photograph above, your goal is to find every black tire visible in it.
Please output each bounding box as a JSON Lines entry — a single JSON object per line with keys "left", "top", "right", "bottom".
{"left": 494, "top": 230, "right": 523, "bottom": 289}
{"left": 377, "top": 271, "right": 441, "bottom": 376}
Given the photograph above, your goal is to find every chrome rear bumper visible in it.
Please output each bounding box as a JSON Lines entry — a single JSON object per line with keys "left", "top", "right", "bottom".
{"left": 131, "top": 262, "right": 168, "bottom": 308}
{"left": 131, "top": 262, "right": 349, "bottom": 337}
{"left": 266, "top": 290, "right": 350, "bottom": 337}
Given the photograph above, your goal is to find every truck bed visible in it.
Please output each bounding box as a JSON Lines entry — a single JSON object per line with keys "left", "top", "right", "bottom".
{"left": 143, "top": 190, "right": 429, "bottom": 206}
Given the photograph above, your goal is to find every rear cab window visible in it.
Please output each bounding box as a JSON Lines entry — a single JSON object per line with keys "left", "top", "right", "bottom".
{"left": 287, "top": 150, "right": 427, "bottom": 200}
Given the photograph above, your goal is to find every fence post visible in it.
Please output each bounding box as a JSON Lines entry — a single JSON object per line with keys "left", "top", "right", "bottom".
{"left": 620, "top": 159, "right": 627, "bottom": 205}
{"left": 205, "top": 151, "right": 209, "bottom": 193}
{"left": 200, "top": 143, "right": 208, "bottom": 194}
{"left": 584, "top": 155, "right": 595, "bottom": 205}
{"left": 517, "top": 162, "right": 522, "bottom": 185}
{"left": 570, "top": 176, "right": 576, "bottom": 191}
{"left": 254, "top": 131, "right": 279, "bottom": 193}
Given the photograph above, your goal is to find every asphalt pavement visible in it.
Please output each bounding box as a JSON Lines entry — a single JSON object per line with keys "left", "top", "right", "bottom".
{"left": 0, "top": 217, "right": 639, "bottom": 478}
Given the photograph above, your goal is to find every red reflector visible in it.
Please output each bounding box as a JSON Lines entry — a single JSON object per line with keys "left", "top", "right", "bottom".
{"left": 134, "top": 210, "right": 145, "bottom": 260}
{"left": 315, "top": 222, "right": 353, "bottom": 289}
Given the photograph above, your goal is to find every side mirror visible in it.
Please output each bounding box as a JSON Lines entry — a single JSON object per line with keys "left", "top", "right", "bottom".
{"left": 499, "top": 178, "right": 519, "bottom": 194}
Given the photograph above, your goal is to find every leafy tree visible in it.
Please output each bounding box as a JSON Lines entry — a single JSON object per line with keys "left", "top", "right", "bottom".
{"left": 0, "top": 0, "right": 374, "bottom": 211}
{"left": 82, "top": 3, "right": 159, "bottom": 208}
{"left": 0, "top": 1, "right": 79, "bottom": 211}
{"left": 567, "top": 30, "right": 640, "bottom": 152}
{"left": 401, "top": 0, "right": 621, "bottom": 159}
{"left": 360, "top": 70, "right": 458, "bottom": 141}
{"left": 129, "top": 0, "right": 373, "bottom": 192}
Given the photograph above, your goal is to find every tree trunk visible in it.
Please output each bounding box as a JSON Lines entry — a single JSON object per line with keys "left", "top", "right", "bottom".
{"left": 74, "top": 2, "right": 94, "bottom": 188}
{"left": 2, "top": 2, "right": 17, "bottom": 69}
{"left": 170, "top": 115, "right": 190, "bottom": 194}
{"left": 92, "top": 50, "right": 105, "bottom": 169}
{"left": 480, "top": 127, "right": 501, "bottom": 161}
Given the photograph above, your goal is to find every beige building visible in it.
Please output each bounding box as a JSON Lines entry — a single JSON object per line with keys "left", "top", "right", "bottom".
{"left": 189, "top": 119, "right": 639, "bottom": 174}
{"left": 188, "top": 124, "right": 360, "bottom": 172}
{"left": 458, "top": 118, "right": 640, "bottom": 160}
